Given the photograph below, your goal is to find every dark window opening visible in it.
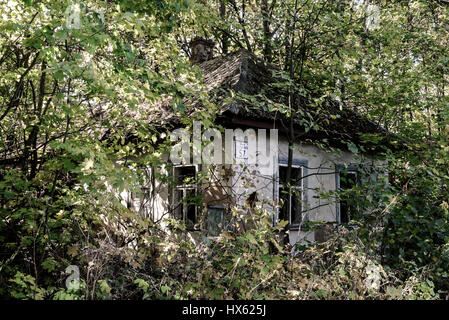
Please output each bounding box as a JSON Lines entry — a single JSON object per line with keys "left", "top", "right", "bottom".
{"left": 186, "top": 189, "right": 197, "bottom": 227}
{"left": 279, "top": 166, "right": 302, "bottom": 185}
{"left": 174, "top": 190, "right": 184, "bottom": 220}
{"left": 338, "top": 170, "right": 359, "bottom": 224}
{"left": 279, "top": 186, "right": 289, "bottom": 221}
{"left": 278, "top": 165, "right": 304, "bottom": 227}
{"left": 173, "top": 166, "right": 198, "bottom": 230}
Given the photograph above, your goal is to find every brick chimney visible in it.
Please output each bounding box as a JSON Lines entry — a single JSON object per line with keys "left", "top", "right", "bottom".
{"left": 190, "top": 37, "right": 215, "bottom": 64}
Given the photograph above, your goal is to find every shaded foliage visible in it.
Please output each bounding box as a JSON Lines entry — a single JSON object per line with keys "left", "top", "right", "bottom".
{"left": 0, "top": 0, "right": 448, "bottom": 299}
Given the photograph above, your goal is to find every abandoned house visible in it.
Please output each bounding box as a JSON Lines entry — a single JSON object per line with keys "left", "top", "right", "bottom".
{"left": 121, "top": 38, "right": 395, "bottom": 246}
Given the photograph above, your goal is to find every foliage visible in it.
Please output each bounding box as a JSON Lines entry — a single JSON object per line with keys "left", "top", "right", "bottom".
{"left": 0, "top": 0, "right": 448, "bottom": 300}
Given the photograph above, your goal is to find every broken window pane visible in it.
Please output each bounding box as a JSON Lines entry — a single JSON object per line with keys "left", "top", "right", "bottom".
{"left": 279, "top": 186, "right": 290, "bottom": 222}
{"left": 279, "top": 166, "right": 302, "bottom": 186}
{"left": 291, "top": 190, "right": 302, "bottom": 225}
{"left": 174, "top": 166, "right": 196, "bottom": 185}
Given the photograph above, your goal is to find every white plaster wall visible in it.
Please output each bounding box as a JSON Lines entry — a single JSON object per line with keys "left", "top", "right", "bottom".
{"left": 117, "top": 130, "right": 382, "bottom": 247}
{"left": 230, "top": 133, "right": 377, "bottom": 246}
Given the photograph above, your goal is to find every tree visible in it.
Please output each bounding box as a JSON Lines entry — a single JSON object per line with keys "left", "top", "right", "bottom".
{"left": 0, "top": 0, "right": 214, "bottom": 298}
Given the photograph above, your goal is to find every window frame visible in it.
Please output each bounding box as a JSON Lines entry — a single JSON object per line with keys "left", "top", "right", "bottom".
{"left": 276, "top": 159, "right": 308, "bottom": 230}
{"left": 172, "top": 164, "right": 200, "bottom": 230}
{"left": 335, "top": 164, "right": 360, "bottom": 225}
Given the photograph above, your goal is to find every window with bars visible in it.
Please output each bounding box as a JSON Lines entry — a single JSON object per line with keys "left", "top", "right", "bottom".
{"left": 278, "top": 164, "right": 304, "bottom": 228}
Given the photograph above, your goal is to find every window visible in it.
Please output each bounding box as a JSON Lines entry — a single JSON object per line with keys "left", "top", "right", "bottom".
{"left": 336, "top": 166, "right": 359, "bottom": 224}
{"left": 206, "top": 206, "right": 228, "bottom": 237}
{"left": 278, "top": 164, "right": 304, "bottom": 228}
{"left": 173, "top": 165, "right": 199, "bottom": 230}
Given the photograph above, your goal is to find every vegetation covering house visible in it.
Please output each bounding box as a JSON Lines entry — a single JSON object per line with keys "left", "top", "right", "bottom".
{"left": 1, "top": 0, "right": 448, "bottom": 301}
{"left": 124, "top": 39, "right": 395, "bottom": 246}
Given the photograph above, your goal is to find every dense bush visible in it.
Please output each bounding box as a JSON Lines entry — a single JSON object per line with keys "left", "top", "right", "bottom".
{"left": 2, "top": 179, "right": 448, "bottom": 300}
{"left": 1, "top": 0, "right": 448, "bottom": 300}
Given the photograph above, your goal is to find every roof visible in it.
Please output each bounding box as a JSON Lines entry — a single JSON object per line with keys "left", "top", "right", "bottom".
{"left": 132, "top": 49, "right": 400, "bottom": 153}
{"left": 197, "top": 49, "right": 395, "bottom": 152}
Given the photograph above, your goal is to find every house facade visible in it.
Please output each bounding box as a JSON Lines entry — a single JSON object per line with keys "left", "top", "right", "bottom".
{"left": 121, "top": 39, "right": 391, "bottom": 246}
